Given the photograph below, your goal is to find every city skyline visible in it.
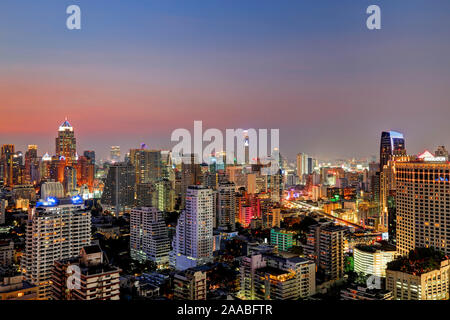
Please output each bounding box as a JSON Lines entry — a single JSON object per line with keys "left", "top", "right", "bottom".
{"left": 1, "top": 0, "right": 450, "bottom": 161}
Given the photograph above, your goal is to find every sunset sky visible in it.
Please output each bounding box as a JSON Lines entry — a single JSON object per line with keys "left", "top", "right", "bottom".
{"left": 1, "top": 0, "right": 450, "bottom": 161}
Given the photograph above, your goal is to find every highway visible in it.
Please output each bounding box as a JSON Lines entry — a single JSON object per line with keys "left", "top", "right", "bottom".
{"left": 284, "top": 200, "right": 370, "bottom": 230}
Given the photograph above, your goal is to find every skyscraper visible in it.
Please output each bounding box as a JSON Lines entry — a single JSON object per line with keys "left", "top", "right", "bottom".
{"left": 304, "top": 222, "right": 346, "bottom": 281}
{"left": 55, "top": 119, "right": 77, "bottom": 162}
{"left": 155, "top": 179, "right": 175, "bottom": 212}
{"left": 110, "top": 146, "right": 121, "bottom": 163}
{"left": 395, "top": 156, "right": 450, "bottom": 256}
{"left": 216, "top": 182, "right": 236, "bottom": 231}
{"left": 83, "top": 150, "right": 95, "bottom": 165}
{"left": 101, "top": 163, "right": 135, "bottom": 216}
{"left": 1, "top": 144, "right": 15, "bottom": 186}
{"left": 24, "top": 145, "right": 38, "bottom": 184}
{"left": 130, "top": 207, "right": 170, "bottom": 267}
{"left": 172, "top": 186, "right": 214, "bottom": 270}
{"left": 380, "top": 131, "right": 406, "bottom": 171}
{"left": 21, "top": 198, "right": 91, "bottom": 299}
{"left": 130, "top": 148, "right": 162, "bottom": 184}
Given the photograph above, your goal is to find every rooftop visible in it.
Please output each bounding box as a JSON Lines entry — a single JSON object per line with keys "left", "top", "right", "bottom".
{"left": 387, "top": 248, "right": 448, "bottom": 275}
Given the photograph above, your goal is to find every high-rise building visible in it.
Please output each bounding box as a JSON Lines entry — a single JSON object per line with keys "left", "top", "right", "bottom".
{"left": 270, "top": 228, "right": 294, "bottom": 252}
{"left": 240, "top": 254, "right": 315, "bottom": 300}
{"left": 130, "top": 207, "right": 170, "bottom": 267}
{"left": 0, "top": 199, "right": 6, "bottom": 225}
{"left": 130, "top": 148, "right": 162, "bottom": 184}
{"left": 55, "top": 119, "right": 77, "bottom": 162}
{"left": 296, "top": 153, "right": 308, "bottom": 181}
{"left": 101, "top": 163, "right": 135, "bottom": 216}
{"left": 110, "top": 146, "right": 121, "bottom": 163}
{"left": 173, "top": 268, "right": 207, "bottom": 300}
{"left": 21, "top": 197, "right": 91, "bottom": 299}
{"left": 1, "top": 144, "right": 15, "bottom": 186}
{"left": 155, "top": 179, "right": 175, "bottom": 212}
{"left": 354, "top": 243, "right": 397, "bottom": 277}
{"left": 304, "top": 222, "right": 346, "bottom": 281}
{"left": 83, "top": 150, "right": 95, "bottom": 165}
{"left": 51, "top": 245, "right": 120, "bottom": 300}
{"left": 395, "top": 156, "right": 450, "bottom": 256}
{"left": 380, "top": 131, "right": 406, "bottom": 171}
{"left": 24, "top": 145, "right": 38, "bottom": 184}
{"left": 386, "top": 249, "right": 450, "bottom": 300}
{"left": 172, "top": 186, "right": 214, "bottom": 270}
{"left": 216, "top": 182, "right": 236, "bottom": 231}
{"left": 180, "top": 154, "right": 202, "bottom": 208}
{"left": 0, "top": 240, "right": 14, "bottom": 266}
{"left": 63, "top": 166, "right": 77, "bottom": 195}
{"left": 135, "top": 183, "right": 154, "bottom": 207}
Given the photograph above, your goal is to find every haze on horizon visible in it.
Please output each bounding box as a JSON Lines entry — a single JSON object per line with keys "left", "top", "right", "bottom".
{"left": 1, "top": 0, "right": 450, "bottom": 162}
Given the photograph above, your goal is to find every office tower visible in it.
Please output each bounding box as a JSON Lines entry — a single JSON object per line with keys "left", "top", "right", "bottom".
{"left": 239, "top": 206, "right": 254, "bottom": 228}
{"left": 40, "top": 182, "right": 65, "bottom": 200}
{"left": 135, "top": 183, "right": 154, "bottom": 207}
{"left": 240, "top": 254, "right": 315, "bottom": 300}
{"left": 395, "top": 157, "right": 450, "bottom": 256}
{"left": 51, "top": 245, "right": 120, "bottom": 300}
{"left": 101, "top": 162, "right": 135, "bottom": 216}
{"left": 130, "top": 207, "right": 170, "bottom": 267}
{"left": 354, "top": 243, "right": 396, "bottom": 277}
{"left": 55, "top": 119, "right": 77, "bottom": 162}
{"left": 0, "top": 240, "right": 14, "bottom": 266}
{"left": 296, "top": 153, "right": 308, "bottom": 182}
{"left": 380, "top": 155, "right": 413, "bottom": 239}
{"left": 21, "top": 198, "right": 91, "bottom": 299}
{"left": 380, "top": 131, "right": 406, "bottom": 171}
{"left": 173, "top": 268, "right": 207, "bottom": 300}
{"left": 270, "top": 228, "right": 294, "bottom": 252}
{"left": 130, "top": 148, "right": 162, "bottom": 184}
{"left": 435, "top": 146, "right": 449, "bottom": 161}
{"left": 172, "top": 186, "right": 214, "bottom": 270}
{"left": 0, "top": 269, "right": 38, "bottom": 300}
{"left": 75, "top": 156, "right": 94, "bottom": 190}
{"left": 386, "top": 249, "right": 450, "bottom": 300}
{"left": 308, "top": 157, "right": 313, "bottom": 174}
{"left": 63, "top": 166, "right": 77, "bottom": 195}
{"left": 110, "top": 146, "right": 121, "bottom": 163}
{"left": 83, "top": 150, "right": 95, "bottom": 165}
{"left": 1, "top": 145, "right": 15, "bottom": 186}
{"left": 304, "top": 222, "right": 346, "bottom": 281}
{"left": 0, "top": 199, "right": 6, "bottom": 225}
{"left": 160, "top": 150, "right": 172, "bottom": 177}
{"left": 24, "top": 145, "right": 38, "bottom": 184}
{"left": 216, "top": 182, "right": 236, "bottom": 231}
{"left": 179, "top": 154, "right": 202, "bottom": 209}
{"left": 155, "top": 179, "right": 175, "bottom": 212}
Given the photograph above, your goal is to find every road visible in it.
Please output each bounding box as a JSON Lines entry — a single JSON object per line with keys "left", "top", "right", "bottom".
{"left": 284, "top": 200, "right": 370, "bottom": 230}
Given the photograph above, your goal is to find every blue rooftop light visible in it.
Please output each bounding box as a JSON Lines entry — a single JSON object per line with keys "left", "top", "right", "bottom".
{"left": 71, "top": 195, "right": 84, "bottom": 204}
{"left": 46, "top": 197, "right": 59, "bottom": 206}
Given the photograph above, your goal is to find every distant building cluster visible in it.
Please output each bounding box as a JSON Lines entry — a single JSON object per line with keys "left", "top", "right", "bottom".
{"left": 1, "top": 121, "right": 450, "bottom": 300}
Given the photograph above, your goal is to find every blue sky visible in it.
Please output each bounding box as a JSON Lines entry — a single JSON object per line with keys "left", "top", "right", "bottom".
{"left": 1, "top": 1, "right": 450, "bottom": 161}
